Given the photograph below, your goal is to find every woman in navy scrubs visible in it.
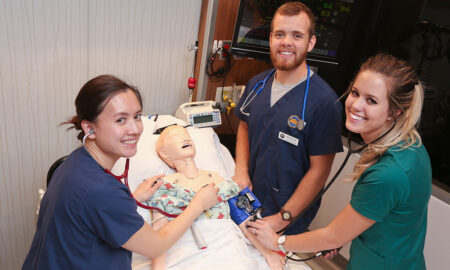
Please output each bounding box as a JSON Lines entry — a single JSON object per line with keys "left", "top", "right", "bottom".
{"left": 22, "top": 75, "right": 219, "bottom": 270}
{"left": 248, "top": 54, "right": 432, "bottom": 270}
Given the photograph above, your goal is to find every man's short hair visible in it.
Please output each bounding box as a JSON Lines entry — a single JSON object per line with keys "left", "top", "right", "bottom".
{"left": 270, "top": 2, "right": 316, "bottom": 38}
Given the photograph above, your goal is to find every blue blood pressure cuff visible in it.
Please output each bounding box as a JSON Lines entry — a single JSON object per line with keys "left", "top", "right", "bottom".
{"left": 229, "top": 187, "right": 263, "bottom": 225}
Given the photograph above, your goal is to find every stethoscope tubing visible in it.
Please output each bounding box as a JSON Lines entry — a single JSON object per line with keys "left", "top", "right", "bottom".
{"left": 277, "top": 121, "right": 397, "bottom": 234}
{"left": 104, "top": 158, "right": 179, "bottom": 218}
{"left": 239, "top": 68, "right": 276, "bottom": 115}
{"left": 240, "top": 66, "right": 311, "bottom": 125}
{"left": 276, "top": 142, "right": 353, "bottom": 234}
{"left": 301, "top": 66, "right": 311, "bottom": 125}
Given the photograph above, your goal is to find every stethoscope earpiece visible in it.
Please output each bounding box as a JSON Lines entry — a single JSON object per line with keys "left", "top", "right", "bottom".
{"left": 82, "top": 129, "right": 95, "bottom": 145}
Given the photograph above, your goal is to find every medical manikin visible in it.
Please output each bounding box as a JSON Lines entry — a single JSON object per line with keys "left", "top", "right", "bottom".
{"left": 145, "top": 125, "right": 284, "bottom": 270}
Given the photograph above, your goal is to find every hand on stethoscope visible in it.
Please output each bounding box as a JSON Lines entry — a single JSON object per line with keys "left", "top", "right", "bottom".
{"left": 133, "top": 174, "right": 165, "bottom": 203}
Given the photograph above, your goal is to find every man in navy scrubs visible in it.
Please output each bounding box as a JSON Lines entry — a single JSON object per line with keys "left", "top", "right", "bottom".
{"left": 233, "top": 2, "right": 343, "bottom": 235}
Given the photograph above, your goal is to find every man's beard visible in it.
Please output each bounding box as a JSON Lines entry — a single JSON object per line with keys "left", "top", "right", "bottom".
{"left": 270, "top": 48, "right": 307, "bottom": 71}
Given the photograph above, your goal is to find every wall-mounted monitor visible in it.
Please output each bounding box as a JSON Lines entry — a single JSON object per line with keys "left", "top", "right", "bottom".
{"left": 231, "top": 0, "right": 355, "bottom": 66}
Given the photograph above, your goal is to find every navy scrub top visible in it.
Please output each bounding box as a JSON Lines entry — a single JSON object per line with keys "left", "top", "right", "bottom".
{"left": 22, "top": 147, "right": 145, "bottom": 270}
{"left": 235, "top": 69, "right": 343, "bottom": 234}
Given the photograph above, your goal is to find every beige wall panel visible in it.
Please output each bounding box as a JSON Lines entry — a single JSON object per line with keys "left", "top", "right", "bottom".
{"left": 0, "top": 1, "right": 201, "bottom": 269}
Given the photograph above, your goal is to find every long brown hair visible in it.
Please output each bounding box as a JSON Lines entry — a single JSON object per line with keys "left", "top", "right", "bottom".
{"left": 346, "top": 54, "right": 424, "bottom": 181}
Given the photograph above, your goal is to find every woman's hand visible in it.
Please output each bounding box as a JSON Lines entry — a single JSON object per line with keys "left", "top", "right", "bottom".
{"left": 133, "top": 174, "right": 165, "bottom": 203}
{"left": 321, "top": 248, "right": 340, "bottom": 260}
{"left": 192, "top": 183, "right": 219, "bottom": 211}
{"left": 246, "top": 219, "right": 279, "bottom": 250}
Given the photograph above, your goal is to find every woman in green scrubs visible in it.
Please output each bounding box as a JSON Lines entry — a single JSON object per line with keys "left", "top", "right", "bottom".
{"left": 247, "top": 53, "right": 432, "bottom": 270}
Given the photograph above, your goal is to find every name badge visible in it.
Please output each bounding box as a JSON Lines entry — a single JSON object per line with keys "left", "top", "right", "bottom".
{"left": 278, "top": 131, "right": 299, "bottom": 146}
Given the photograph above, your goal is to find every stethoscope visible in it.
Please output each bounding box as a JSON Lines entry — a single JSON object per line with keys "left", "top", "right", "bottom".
{"left": 103, "top": 158, "right": 179, "bottom": 218}
{"left": 278, "top": 122, "right": 396, "bottom": 233}
{"left": 276, "top": 121, "right": 396, "bottom": 262}
{"left": 240, "top": 65, "right": 311, "bottom": 131}
{"left": 104, "top": 158, "right": 208, "bottom": 249}
{"left": 81, "top": 116, "right": 178, "bottom": 217}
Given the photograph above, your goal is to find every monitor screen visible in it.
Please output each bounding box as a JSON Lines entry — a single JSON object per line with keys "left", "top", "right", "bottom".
{"left": 193, "top": 114, "right": 213, "bottom": 124}
{"left": 231, "top": 0, "right": 355, "bottom": 63}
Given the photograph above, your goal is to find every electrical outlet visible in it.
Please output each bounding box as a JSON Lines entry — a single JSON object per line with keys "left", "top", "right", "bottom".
{"left": 233, "top": 85, "right": 245, "bottom": 103}
{"left": 219, "top": 40, "right": 232, "bottom": 60}
{"left": 233, "top": 85, "right": 245, "bottom": 104}
{"left": 215, "top": 86, "right": 233, "bottom": 102}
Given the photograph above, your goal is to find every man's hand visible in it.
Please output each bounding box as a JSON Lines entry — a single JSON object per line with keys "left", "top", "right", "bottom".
{"left": 133, "top": 174, "right": 165, "bottom": 203}
{"left": 262, "top": 213, "right": 289, "bottom": 233}
{"left": 232, "top": 171, "right": 253, "bottom": 190}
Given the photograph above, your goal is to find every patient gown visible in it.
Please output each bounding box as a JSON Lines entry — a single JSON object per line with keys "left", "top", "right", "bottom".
{"left": 139, "top": 179, "right": 272, "bottom": 270}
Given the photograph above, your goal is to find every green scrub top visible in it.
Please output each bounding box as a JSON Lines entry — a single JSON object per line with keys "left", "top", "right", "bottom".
{"left": 348, "top": 142, "right": 431, "bottom": 270}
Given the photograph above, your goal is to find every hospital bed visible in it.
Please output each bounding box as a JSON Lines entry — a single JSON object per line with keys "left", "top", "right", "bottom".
{"left": 113, "top": 115, "right": 314, "bottom": 270}
{"left": 37, "top": 114, "right": 311, "bottom": 269}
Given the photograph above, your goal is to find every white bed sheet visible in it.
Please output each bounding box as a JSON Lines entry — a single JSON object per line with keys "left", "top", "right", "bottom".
{"left": 112, "top": 115, "right": 311, "bottom": 270}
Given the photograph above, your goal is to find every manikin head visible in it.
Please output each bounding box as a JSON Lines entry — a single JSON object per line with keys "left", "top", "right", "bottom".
{"left": 155, "top": 125, "right": 196, "bottom": 169}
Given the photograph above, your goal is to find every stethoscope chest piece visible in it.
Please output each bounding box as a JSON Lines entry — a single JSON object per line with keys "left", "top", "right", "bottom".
{"left": 287, "top": 115, "right": 306, "bottom": 131}
{"left": 297, "top": 119, "right": 306, "bottom": 131}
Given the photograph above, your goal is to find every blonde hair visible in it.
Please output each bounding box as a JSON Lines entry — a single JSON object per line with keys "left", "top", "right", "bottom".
{"left": 346, "top": 54, "right": 424, "bottom": 181}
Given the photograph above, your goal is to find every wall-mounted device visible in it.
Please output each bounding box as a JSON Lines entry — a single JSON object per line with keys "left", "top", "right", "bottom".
{"left": 230, "top": 0, "right": 357, "bottom": 65}
{"left": 230, "top": 0, "right": 425, "bottom": 96}
{"left": 175, "top": 101, "right": 221, "bottom": 128}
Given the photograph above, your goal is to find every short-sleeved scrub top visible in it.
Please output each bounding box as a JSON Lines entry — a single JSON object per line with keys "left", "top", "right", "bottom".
{"left": 22, "top": 147, "right": 144, "bottom": 270}
{"left": 348, "top": 142, "right": 432, "bottom": 270}
{"left": 145, "top": 179, "right": 241, "bottom": 220}
{"left": 235, "top": 69, "right": 343, "bottom": 234}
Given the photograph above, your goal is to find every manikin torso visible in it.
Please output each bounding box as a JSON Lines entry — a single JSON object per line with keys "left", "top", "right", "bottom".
{"left": 164, "top": 170, "right": 225, "bottom": 192}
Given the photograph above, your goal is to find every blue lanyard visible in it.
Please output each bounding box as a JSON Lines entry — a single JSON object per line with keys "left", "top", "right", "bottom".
{"left": 240, "top": 65, "right": 311, "bottom": 123}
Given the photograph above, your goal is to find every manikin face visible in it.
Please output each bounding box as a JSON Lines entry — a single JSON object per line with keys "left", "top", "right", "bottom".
{"left": 89, "top": 89, "right": 143, "bottom": 162}
{"left": 270, "top": 12, "right": 316, "bottom": 71}
{"left": 345, "top": 70, "right": 393, "bottom": 143}
{"left": 161, "top": 126, "right": 196, "bottom": 162}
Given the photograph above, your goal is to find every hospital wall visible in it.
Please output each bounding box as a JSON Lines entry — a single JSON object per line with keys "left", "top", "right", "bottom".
{"left": 0, "top": 1, "right": 203, "bottom": 269}
{"left": 201, "top": 0, "right": 272, "bottom": 135}
{"left": 309, "top": 144, "right": 450, "bottom": 269}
